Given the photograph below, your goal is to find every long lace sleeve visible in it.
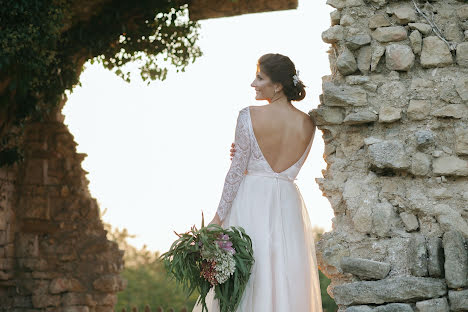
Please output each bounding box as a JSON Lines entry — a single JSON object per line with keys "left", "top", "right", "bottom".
{"left": 216, "top": 107, "right": 251, "bottom": 223}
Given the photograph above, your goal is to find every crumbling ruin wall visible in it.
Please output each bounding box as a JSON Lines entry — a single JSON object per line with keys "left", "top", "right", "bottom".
{"left": 0, "top": 105, "right": 126, "bottom": 311}
{"left": 312, "top": 0, "right": 468, "bottom": 311}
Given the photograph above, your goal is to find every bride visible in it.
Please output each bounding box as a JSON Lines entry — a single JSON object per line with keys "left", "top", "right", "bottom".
{"left": 193, "top": 53, "right": 323, "bottom": 312}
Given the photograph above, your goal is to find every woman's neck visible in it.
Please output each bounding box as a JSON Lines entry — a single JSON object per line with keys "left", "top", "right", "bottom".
{"left": 267, "top": 95, "right": 291, "bottom": 108}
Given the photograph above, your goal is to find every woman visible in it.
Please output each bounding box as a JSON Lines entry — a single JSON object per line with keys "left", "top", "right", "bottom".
{"left": 192, "top": 53, "right": 322, "bottom": 311}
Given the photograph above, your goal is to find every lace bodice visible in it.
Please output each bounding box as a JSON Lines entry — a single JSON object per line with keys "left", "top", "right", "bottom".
{"left": 215, "top": 106, "right": 315, "bottom": 223}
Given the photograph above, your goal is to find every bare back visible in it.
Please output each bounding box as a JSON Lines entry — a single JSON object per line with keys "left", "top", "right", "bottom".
{"left": 249, "top": 105, "right": 315, "bottom": 173}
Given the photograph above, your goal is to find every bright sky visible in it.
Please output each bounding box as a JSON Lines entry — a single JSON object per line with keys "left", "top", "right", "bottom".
{"left": 62, "top": 0, "right": 334, "bottom": 253}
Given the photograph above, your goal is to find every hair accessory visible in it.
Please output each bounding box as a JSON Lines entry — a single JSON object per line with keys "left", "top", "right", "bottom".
{"left": 292, "top": 70, "right": 300, "bottom": 86}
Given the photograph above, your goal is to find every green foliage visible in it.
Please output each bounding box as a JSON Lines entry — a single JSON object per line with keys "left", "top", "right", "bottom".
{"left": 319, "top": 270, "right": 338, "bottom": 312}
{"left": 0, "top": 0, "right": 202, "bottom": 166}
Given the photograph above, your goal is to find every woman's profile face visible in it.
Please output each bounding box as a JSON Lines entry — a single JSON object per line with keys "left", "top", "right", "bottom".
{"left": 250, "top": 66, "right": 276, "bottom": 101}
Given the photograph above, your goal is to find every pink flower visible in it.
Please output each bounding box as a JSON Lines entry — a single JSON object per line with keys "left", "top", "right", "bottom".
{"left": 215, "top": 234, "right": 236, "bottom": 254}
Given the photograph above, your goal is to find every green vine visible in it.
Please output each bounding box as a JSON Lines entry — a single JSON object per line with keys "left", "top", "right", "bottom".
{"left": 0, "top": 0, "right": 202, "bottom": 166}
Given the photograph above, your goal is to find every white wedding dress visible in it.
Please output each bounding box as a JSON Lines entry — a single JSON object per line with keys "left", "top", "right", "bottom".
{"left": 192, "top": 106, "right": 323, "bottom": 312}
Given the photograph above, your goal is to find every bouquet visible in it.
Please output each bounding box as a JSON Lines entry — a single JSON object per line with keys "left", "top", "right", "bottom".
{"left": 159, "top": 212, "right": 255, "bottom": 312}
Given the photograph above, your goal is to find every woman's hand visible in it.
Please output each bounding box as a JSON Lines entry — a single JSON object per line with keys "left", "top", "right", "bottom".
{"left": 230, "top": 142, "right": 236, "bottom": 160}
{"left": 208, "top": 213, "right": 222, "bottom": 228}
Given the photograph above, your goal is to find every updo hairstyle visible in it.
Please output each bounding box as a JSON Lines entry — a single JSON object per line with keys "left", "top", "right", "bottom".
{"left": 257, "top": 53, "right": 306, "bottom": 102}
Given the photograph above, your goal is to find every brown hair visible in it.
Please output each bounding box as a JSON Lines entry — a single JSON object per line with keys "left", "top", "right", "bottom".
{"left": 257, "top": 53, "right": 306, "bottom": 102}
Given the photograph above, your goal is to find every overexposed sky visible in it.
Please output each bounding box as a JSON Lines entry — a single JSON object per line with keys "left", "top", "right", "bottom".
{"left": 63, "top": 0, "right": 334, "bottom": 253}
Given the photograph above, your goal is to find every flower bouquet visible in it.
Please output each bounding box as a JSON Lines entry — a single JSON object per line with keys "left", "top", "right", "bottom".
{"left": 159, "top": 212, "right": 254, "bottom": 312}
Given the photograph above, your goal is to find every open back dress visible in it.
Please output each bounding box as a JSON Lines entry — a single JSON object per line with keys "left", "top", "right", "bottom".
{"left": 192, "top": 106, "right": 323, "bottom": 312}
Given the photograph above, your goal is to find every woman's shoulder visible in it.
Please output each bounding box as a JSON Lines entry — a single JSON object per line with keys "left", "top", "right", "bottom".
{"left": 242, "top": 105, "right": 261, "bottom": 112}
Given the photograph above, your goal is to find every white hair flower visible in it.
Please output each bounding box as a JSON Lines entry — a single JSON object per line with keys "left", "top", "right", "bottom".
{"left": 292, "top": 70, "right": 300, "bottom": 86}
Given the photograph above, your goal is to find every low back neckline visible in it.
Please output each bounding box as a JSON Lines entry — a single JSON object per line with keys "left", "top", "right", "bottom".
{"left": 246, "top": 106, "right": 314, "bottom": 174}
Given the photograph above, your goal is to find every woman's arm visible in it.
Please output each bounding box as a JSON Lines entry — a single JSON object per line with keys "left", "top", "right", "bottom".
{"left": 209, "top": 107, "right": 251, "bottom": 226}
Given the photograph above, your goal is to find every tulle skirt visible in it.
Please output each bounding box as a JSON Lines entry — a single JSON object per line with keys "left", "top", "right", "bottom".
{"left": 192, "top": 174, "right": 323, "bottom": 312}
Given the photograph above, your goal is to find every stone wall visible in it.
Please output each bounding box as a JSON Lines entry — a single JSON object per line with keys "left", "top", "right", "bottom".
{"left": 312, "top": 0, "right": 468, "bottom": 311}
{"left": 0, "top": 105, "right": 125, "bottom": 311}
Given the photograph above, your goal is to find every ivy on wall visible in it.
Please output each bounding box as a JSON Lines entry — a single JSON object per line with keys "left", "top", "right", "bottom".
{"left": 0, "top": 0, "right": 202, "bottom": 166}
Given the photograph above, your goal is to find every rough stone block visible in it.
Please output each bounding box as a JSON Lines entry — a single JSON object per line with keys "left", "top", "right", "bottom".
{"left": 50, "top": 277, "right": 85, "bottom": 294}
{"left": 323, "top": 82, "right": 368, "bottom": 106}
{"left": 410, "top": 152, "right": 431, "bottom": 176}
{"left": 372, "top": 26, "right": 407, "bottom": 42}
{"left": 330, "top": 10, "right": 341, "bottom": 26}
{"left": 407, "top": 100, "right": 431, "bottom": 120}
{"left": 369, "top": 14, "right": 391, "bottom": 29}
{"left": 374, "top": 303, "right": 413, "bottom": 312}
{"left": 431, "top": 104, "right": 467, "bottom": 119}
{"left": 458, "top": 5, "right": 468, "bottom": 20}
{"left": 373, "top": 201, "right": 398, "bottom": 237}
{"left": 409, "top": 30, "right": 422, "bottom": 55}
{"left": 341, "top": 14, "right": 354, "bottom": 27}
{"left": 337, "top": 48, "right": 358, "bottom": 76}
{"left": 385, "top": 44, "right": 415, "bottom": 71}
{"left": 448, "top": 289, "right": 468, "bottom": 311}
{"left": 332, "top": 276, "right": 447, "bottom": 305}
{"left": 455, "top": 77, "right": 468, "bottom": 101}
{"left": 343, "top": 111, "right": 378, "bottom": 125}
{"left": 433, "top": 156, "right": 468, "bottom": 176}
{"left": 415, "top": 130, "right": 435, "bottom": 148}
{"left": 409, "top": 23, "right": 432, "bottom": 35}
{"left": 368, "top": 140, "right": 410, "bottom": 170}
{"left": 32, "top": 294, "right": 60, "bottom": 308}
{"left": 378, "top": 106, "right": 401, "bottom": 123}
{"left": 346, "top": 75, "right": 370, "bottom": 85}
{"left": 340, "top": 256, "right": 391, "bottom": 280}
{"left": 426, "top": 236, "right": 444, "bottom": 278}
{"left": 326, "top": 0, "right": 346, "bottom": 9}
{"left": 61, "top": 292, "right": 96, "bottom": 306}
{"left": 15, "top": 233, "right": 39, "bottom": 258}
{"left": 421, "top": 36, "right": 453, "bottom": 68}
{"left": 400, "top": 212, "right": 419, "bottom": 231}
{"left": 455, "top": 128, "right": 468, "bottom": 155}
{"left": 415, "top": 297, "right": 449, "bottom": 312}
{"left": 371, "top": 42, "right": 385, "bottom": 71}
{"left": 346, "top": 306, "right": 374, "bottom": 312}
{"left": 410, "top": 78, "right": 434, "bottom": 89}
{"left": 444, "top": 23, "right": 464, "bottom": 43}
{"left": 310, "top": 107, "right": 344, "bottom": 125}
{"left": 322, "top": 25, "right": 345, "bottom": 43}
{"left": 434, "top": 205, "right": 468, "bottom": 238}
{"left": 357, "top": 46, "right": 372, "bottom": 74}
{"left": 346, "top": 34, "right": 372, "bottom": 50}
{"left": 442, "top": 231, "right": 468, "bottom": 288}
{"left": 392, "top": 6, "right": 416, "bottom": 24}
{"left": 456, "top": 42, "right": 468, "bottom": 67}
{"left": 353, "top": 205, "right": 373, "bottom": 234}
{"left": 410, "top": 233, "right": 428, "bottom": 277}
